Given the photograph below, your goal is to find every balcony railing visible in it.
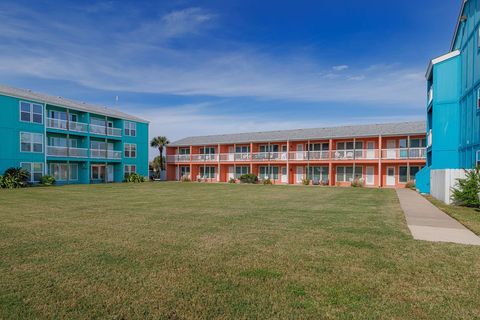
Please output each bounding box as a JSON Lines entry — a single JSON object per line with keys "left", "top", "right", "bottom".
{"left": 46, "top": 146, "right": 88, "bottom": 158}
{"left": 89, "top": 124, "right": 122, "bottom": 137}
{"left": 90, "top": 149, "right": 122, "bottom": 160}
{"left": 46, "top": 118, "right": 121, "bottom": 136}
{"left": 167, "top": 148, "right": 426, "bottom": 163}
{"left": 381, "top": 148, "right": 426, "bottom": 160}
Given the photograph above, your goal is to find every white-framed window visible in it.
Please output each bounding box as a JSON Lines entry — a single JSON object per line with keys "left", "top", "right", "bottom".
{"left": 124, "top": 164, "right": 136, "bottom": 179}
{"left": 20, "top": 132, "right": 43, "bottom": 153}
{"left": 235, "top": 146, "right": 250, "bottom": 153}
{"left": 91, "top": 165, "right": 105, "bottom": 180}
{"left": 259, "top": 166, "right": 279, "bottom": 179}
{"left": 49, "top": 163, "right": 78, "bottom": 181}
{"left": 336, "top": 141, "right": 363, "bottom": 150}
{"left": 336, "top": 166, "right": 363, "bottom": 182}
{"left": 235, "top": 166, "right": 250, "bottom": 178}
{"left": 200, "top": 166, "right": 216, "bottom": 178}
{"left": 124, "top": 121, "right": 137, "bottom": 136}
{"left": 259, "top": 145, "right": 279, "bottom": 152}
{"left": 200, "top": 147, "right": 215, "bottom": 154}
{"left": 49, "top": 137, "right": 78, "bottom": 148}
{"left": 124, "top": 143, "right": 137, "bottom": 158}
{"left": 20, "top": 101, "right": 43, "bottom": 124}
{"left": 180, "top": 166, "right": 190, "bottom": 177}
{"left": 179, "top": 147, "right": 190, "bottom": 155}
{"left": 20, "top": 162, "right": 44, "bottom": 182}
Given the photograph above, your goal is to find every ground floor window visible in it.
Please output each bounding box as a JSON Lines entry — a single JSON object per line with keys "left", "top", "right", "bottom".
{"left": 336, "top": 166, "right": 363, "bottom": 182}
{"left": 399, "top": 166, "right": 422, "bottom": 183}
{"left": 200, "top": 166, "right": 216, "bottom": 178}
{"left": 259, "top": 166, "right": 279, "bottom": 179}
{"left": 91, "top": 165, "right": 105, "bottom": 180}
{"left": 50, "top": 163, "right": 78, "bottom": 181}
{"left": 235, "top": 166, "right": 250, "bottom": 178}
{"left": 180, "top": 166, "right": 190, "bottom": 178}
{"left": 20, "top": 162, "right": 44, "bottom": 182}
{"left": 307, "top": 166, "right": 329, "bottom": 183}
{"left": 124, "top": 165, "right": 136, "bottom": 179}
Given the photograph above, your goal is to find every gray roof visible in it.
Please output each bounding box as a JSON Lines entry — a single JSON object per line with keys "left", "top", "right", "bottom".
{"left": 0, "top": 84, "right": 148, "bottom": 123}
{"left": 170, "top": 121, "right": 426, "bottom": 146}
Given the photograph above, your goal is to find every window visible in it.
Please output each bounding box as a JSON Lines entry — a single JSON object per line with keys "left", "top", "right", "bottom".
{"left": 49, "top": 137, "right": 77, "bottom": 148}
{"left": 124, "top": 121, "right": 137, "bottom": 136}
{"left": 124, "top": 143, "right": 137, "bottom": 158}
{"left": 235, "top": 146, "right": 250, "bottom": 153}
{"left": 180, "top": 166, "right": 190, "bottom": 178}
{"left": 90, "top": 118, "right": 106, "bottom": 126}
{"left": 200, "top": 147, "right": 215, "bottom": 154}
{"left": 49, "top": 110, "right": 67, "bottom": 120}
{"left": 91, "top": 165, "right": 105, "bottom": 180}
{"left": 307, "top": 166, "right": 329, "bottom": 183}
{"left": 399, "top": 166, "right": 422, "bottom": 183}
{"left": 91, "top": 141, "right": 113, "bottom": 150}
{"left": 20, "top": 101, "right": 43, "bottom": 124}
{"left": 337, "top": 141, "right": 363, "bottom": 150}
{"left": 70, "top": 113, "right": 78, "bottom": 122}
{"left": 20, "top": 132, "right": 43, "bottom": 153}
{"left": 235, "top": 166, "right": 250, "bottom": 178}
{"left": 179, "top": 148, "right": 190, "bottom": 155}
{"left": 307, "top": 143, "right": 329, "bottom": 151}
{"left": 259, "top": 166, "right": 279, "bottom": 179}
{"left": 50, "top": 163, "right": 78, "bottom": 181}
{"left": 20, "top": 162, "right": 44, "bottom": 182}
{"left": 200, "top": 166, "right": 216, "bottom": 178}
{"left": 124, "top": 165, "right": 136, "bottom": 179}
{"left": 336, "top": 166, "right": 363, "bottom": 182}
{"left": 259, "top": 145, "right": 279, "bottom": 152}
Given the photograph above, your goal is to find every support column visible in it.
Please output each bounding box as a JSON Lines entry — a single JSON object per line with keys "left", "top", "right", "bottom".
{"left": 250, "top": 142, "right": 253, "bottom": 174}
{"left": 217, "top": 143, "right": 221, "bottom": 182}
{"left": 307, "top": 140, "right": 310, "bottom": 181}
{"left": 233, "top": 144, "right": 236, "bottom": 180}
{"left": 378, "top": 135, "right": 382, "bottom": 187}
{"left": 407, "top": 136, "right": 411, "bottom": 182}
{"left": 286, "top": 140, "right": 290, "bottom": 184}
{"left": 353, "top": 138, "right": 356, "bottom": 180}
{"left": 328, "top": 139, "right": 333, "bottom": 186}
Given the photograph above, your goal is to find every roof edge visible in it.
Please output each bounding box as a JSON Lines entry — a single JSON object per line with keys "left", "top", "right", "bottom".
{"left": 425, "top": 50, "right": 461, "bottom": 79}
{"left": 450, "top": 0, "right": 468, "bottom": 52}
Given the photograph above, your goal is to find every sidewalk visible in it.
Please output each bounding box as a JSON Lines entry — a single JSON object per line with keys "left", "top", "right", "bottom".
{"left": 396, "top": 189, "right": 480, "bottom": 246}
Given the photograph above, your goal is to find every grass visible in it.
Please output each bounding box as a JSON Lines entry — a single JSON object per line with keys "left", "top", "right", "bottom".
{"left": 427, "top": 196, "right": 480, "bottom": 236}
{"left": 0, "top": 182, "right": 479, "bottom": 319}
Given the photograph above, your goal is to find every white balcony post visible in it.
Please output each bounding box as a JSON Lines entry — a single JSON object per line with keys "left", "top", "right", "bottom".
{"left": 286, "top": 140, "right": 290, "bottom": 184}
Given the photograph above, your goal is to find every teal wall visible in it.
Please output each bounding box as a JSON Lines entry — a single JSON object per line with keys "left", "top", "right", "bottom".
{"left": 0, "top": 92, "right": 149, "bottom": 184}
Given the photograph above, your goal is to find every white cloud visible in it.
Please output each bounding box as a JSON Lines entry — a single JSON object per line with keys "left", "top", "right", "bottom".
{"left": 333, "top": 65, "right": 349, "bottom": 71}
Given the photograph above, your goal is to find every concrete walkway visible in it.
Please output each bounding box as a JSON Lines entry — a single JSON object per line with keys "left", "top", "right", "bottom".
{"left": 396, "top": 189, "right": 480, "bottom": 246}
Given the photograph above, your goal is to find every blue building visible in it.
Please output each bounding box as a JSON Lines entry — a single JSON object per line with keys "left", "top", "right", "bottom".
{"left": 416, "top": 0, "right": 480, "bottom": 193}
{"left": 0, "top": 85, "right": 149, "bottom": 184}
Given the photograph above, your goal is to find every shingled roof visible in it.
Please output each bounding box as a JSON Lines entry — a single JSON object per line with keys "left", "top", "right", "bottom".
{"left": 0, "top": 84, "right": 148, "bottom": 123}
{"left": 170, "top": 121, "right": 426, "bottom": 146}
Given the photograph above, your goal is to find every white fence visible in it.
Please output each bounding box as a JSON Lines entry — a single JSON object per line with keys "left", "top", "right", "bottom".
{"left": 430, "top": 169, "right": 466, "bottom": 204}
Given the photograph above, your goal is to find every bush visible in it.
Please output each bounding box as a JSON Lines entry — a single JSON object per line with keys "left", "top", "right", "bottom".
{"left": 40, "top": 175, "right": 56, "bottom": 186}
{"left": 405, "top": 181, "right": 416, "bottom": 190}
{"left": 1, "top": 167, "right": 30, "bottom": 188}
{"left": 228, "top": 178, "right": 236, "bottom": 184}
{"left": 262, "top": 178, "right": 272, "bottom": 185}
{"left": 451, "top": 167, "right": 480, "bottom": 207}
{"left": 351, "top": 178, "right": 365, "bottom": 188}
{"left": 124, "top": 173, "right": 145, "bottom": 183}
{"left": 239, "top": 173, "right": 258, "bottom": 184}
{"left": 302, "top": 178, "right": 311, "bottom": 186}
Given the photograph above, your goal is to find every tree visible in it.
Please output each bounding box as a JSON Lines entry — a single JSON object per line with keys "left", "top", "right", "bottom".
{"left": 451, "top": 167, "right": 480, "bottom": 207}
{"left": 150, "top": 156, "right": 164, "bottom": 179}
{"left": 150, "top": 136, "right": 170, "bottom": 171}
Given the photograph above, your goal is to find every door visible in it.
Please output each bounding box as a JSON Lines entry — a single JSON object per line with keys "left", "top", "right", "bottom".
{"left": 366, "top": 141, "right": 375, "bottom": 159}
{"left": 228, "top": 166, "right": 235, "bottom": 180}
{"left": 386, "top": 166, "right": 395, "bottom": 186}
{"left": 366, "top": 166, "right": 375, "bottom": 186}
{"left": 281, "top": 167, "right": 288, "bottom": 184}
{"left": 107, "top": 165, "right": 114, "bottom": 182}
{"left": 228, "top": 146, "right": 234, "bottom": 161}
{"left": 386, "top": 140, "right": 396, "bottom": 159}
{"left": 296, "top": 144, "right": 304, "bottom": 160}
{"left": 296, "top": 166, "right": 303, "bottom": 184}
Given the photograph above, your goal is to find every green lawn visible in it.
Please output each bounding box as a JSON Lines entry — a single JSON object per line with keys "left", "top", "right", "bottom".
{"left": 427, "top": 196, "right": 480, "bottom": 236}
{"left": 1, "top": 183, "right": 479, "bottom": 319}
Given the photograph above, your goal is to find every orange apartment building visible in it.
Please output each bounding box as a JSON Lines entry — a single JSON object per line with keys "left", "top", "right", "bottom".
{"left": 166, "top": 121, "right": 426, "bottom": 188}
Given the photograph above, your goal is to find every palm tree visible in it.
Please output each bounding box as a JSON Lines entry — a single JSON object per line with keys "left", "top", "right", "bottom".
{"left": 150, "top": 136, "right": 170, "bottom": 171}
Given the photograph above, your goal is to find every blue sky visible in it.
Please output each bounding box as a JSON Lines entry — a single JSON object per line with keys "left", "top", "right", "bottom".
{"left": 0, "top": 0, "right": 460, "bottom": 156}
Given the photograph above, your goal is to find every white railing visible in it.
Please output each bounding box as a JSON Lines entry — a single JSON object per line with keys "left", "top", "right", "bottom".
{"left": 46, "top": 118, "right": 89, "bottom": 133}
{"left": 427, "top": 129, "right": 432, "bottom": 147}
{"left": 107, "top": 127, "right": 122, "bottom": 137}
{"left": 428, "top": 87, "right": 433, "bottom": 104}
{"left": 191, "top": 154, "right": 218, "bottom": 162}
{"left": 107, "top": 150, "right": 122, "bottom": 159}
{"left": 330, "top": 149, "right": 379, "bottom": 160}
{"left": 90, "top": 149, "right": 122, "bottom": 159}
{"left": 47, "top": 146, "right": 88, "bottom": 158}
{"left": 289, "top": 151, "right": 330, "bottom": 161}
{"left": 381, "top": 148, "right": 426, "bottom": 160}
{"left": 46, "top": 118, "right": 68, "bottom": 130}
{"left": 89, "top": 124, "right": 107, "bottom": 135}
{"left": 251, "top": 152, "right": 288, "bottom": 161}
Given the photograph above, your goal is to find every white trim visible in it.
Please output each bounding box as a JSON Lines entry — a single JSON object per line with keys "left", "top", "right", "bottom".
{"left": 19, "top": 100, "right": 44, "bottom": 125}
{"left": 124, "top": 143, "right": 137, "bottom": 158}
{"left": 20, "top": 162, "right": 44, "bottom": 183}
{"left": 124, "top": 120, "right": 137, "bottom": 137}
{"left": 425, "top": 50, "right": 461, "bottom": 79}
{"left": 19, "top": 131, "right": 44, "bottom": 153}
{"left": 450, "top": 0, "right": 468, "bottom": 52}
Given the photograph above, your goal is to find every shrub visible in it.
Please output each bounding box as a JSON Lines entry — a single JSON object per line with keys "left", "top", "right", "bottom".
{"left": 228, "top": 178, "right": 236, "bottom": 184}
{"left": 451, "top": 167, "right": 480, "bottom": 207}
{"left": 351, "top": 178, "right": 365, "bottom": 188}
{"left": 239, "top": 173, "right": 258, "bottom": 184}
{"left": 405, "top": 181, "right": 416, "bottom": 190}
{"left": 1, "top": 167, "right": 30, "bottom": 188}
{"left": 124, "top": 173, "right": 145, "bottom": 183}
{"left": 262, "top": 178, "right": 272, "bottom": 185}
{"left": 302, "top": 178, "right": 311, "bottom": 186}
{"left": 321, "top": 180, "right": 329, "bottom": 186}
{"left": 40, "top": 175, "right": 56, "bottom": 186}
{"left": 180, "top": 176, "right": 191, "bottom": 182}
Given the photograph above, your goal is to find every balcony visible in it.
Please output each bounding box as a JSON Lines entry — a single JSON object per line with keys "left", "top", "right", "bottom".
{"left": 46, "top": 118, "right": 88, "bottom": 133}
{"left": 89, "top": 124, "right": 122, "bottom": 137}
{"left": 381, "top": 148, "right": 426, "bottom": 160}
{"left": 46, "top": 146, "right": 89, "bottom": 158}
{"left": 90, "top": 149, "right": 122, "bottom": 160}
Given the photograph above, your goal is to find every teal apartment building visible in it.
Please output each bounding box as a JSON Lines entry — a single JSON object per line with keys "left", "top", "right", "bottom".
{"left": 416, "top": 0, "right": 480, "bottom": 193}
{"left": 0, "top": 85, "right": 149, "bottom": 184}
